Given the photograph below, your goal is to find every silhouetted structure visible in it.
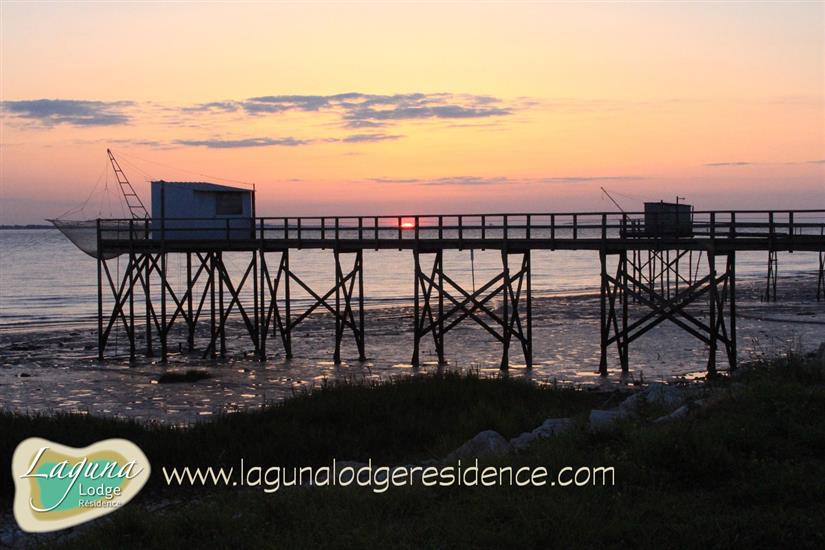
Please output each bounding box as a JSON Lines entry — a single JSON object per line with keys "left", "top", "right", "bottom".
{"left": 90, "top": 210, "right": 825, "bottom": 376}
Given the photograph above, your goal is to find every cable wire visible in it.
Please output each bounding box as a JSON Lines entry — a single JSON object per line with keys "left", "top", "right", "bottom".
{"left": 115, "top": 149, "right": 256, "bottom": 188}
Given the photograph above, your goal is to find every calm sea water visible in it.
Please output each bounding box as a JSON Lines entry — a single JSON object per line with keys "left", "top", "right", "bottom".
{"left": 1, "top": 228, "right": 822, "bottom": 330}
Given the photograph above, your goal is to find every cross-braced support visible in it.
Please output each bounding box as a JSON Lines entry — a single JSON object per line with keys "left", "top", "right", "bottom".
{"left": 629, "top": 249, "right": 697, "bottom": 304}
{"left": 201, "top": 252, "right": 261, "bottom": 360}
{"left": 411, "top": 249, "right": 532, "bottom": 370}
{"left": 98, "top": 249, "right": 366, "bottom": 363}
{"left": 259, "top": 250, "right": 291, "bottom": 359}
{"left": 264, "top": 249, "right": 366, "bottom": 363}
{"left": 599, "top": 250, "right": 629, "bottom": 374}
{"left": 600, "top": 248, "right": 736, "bottom": 376}
{"left": 97, "top": 251, "right": 262, "bottom": 362}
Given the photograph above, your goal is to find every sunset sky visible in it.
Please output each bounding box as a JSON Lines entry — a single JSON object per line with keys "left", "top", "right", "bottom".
{"left": 1, "top": 1, "right": 823, "bottom": 224}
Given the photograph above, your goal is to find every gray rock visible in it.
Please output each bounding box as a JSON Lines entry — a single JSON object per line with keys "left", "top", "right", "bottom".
{"left": 589, "top": 409, "right": 625, "bottom": 431}
{"left": 653, "top": 404, "right": 690, "bottom": 423}
{"left": 644, "top": 383, "right": 685, "bottom": 409}
{"left": 653, "top": 398, "right": 708, "bottom": 424}
{"left": 617, "top": 392, "right": 643, "bottom": 416}
{"left": 511, "top": 417, "right": 575, "bottom": 450}
{"left": 619, "top": 383, "right": 685, "bottom": 416}
{"left": 534, "top": 417, "right": 574, "bottom": 437}
{"left": 445, "top": 430, "right": 511, "bottom": 461}
{"left": 509, "top": 430, "right": 541, "bottom": 451}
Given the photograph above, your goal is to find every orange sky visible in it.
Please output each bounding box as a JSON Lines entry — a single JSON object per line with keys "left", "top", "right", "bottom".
{"left": 1, "top": 2, "right": 823, "bottom": 223}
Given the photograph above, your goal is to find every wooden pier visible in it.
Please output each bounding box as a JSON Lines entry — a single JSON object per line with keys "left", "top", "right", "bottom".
{"left": 94, "top": 210, "right": 825, "bottom": 375}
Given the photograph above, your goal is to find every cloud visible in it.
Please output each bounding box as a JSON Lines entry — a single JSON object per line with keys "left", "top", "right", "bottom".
{"left": 533, "top": 176, "right": 643, "bottom": 183}
{"left": 341, "top": 133, "right": 402, "bottom": 143}
{"left": 109, "top": 138, "right": 167, "bottom": 147}
{"left": 343, "top": 104, "right": 510, "bottom": 123}
{"left": 5, "top": 92, "right": 520, "bottom": 133}
{"left": 175, "top": 137, "right": 309, "bottom": 148}
{"left": 704, "top": 161, "right": 755, "bottom": 167}
{"left": 2, "top": 100, "right": 127, "bottom": 126}
{"left": 369, "top": 175, "right": 643, "bottom": 186}
{"left": 704, "top": 159, "right": 825, "bottom": 167}
{"left": 245, "top": 94, "right": 353, "bottom": 111}
{"left": 766, "top": 95, "right": 823, "bottom": 108}
{"left": 339, "top": 94, "right": 512, "bottom": 126}
{"left": 1, "top": 99, "right": 133, "bottom": 126}
{"left": 422, "top": 176, "right": 513, "bottom": 186}
{"left": 172, "top": 133, "right": 403, "bottom": 148}
{"left": 344, "top": 120, "right": 387, "bottom": 129}
{"left": 188, "top": 93, "right": 515, "bottom": 128}
{"left": 369, "top": 177, "right": 423, "bottom": 184}
{"left": 181, "top": 101, "right": 240, "bottom": 113}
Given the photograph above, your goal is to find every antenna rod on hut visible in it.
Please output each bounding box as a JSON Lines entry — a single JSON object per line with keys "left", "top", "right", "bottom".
{"left": 107, "top": 149, "right": 149, "bottom": 219}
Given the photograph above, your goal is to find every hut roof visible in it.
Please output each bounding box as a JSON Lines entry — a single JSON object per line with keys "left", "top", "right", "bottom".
{"left": 151, "top": 181, "right": 250, "bottom": 193}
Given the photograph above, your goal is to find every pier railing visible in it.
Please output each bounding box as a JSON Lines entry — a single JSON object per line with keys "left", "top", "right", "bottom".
{"left": 97, "top": 209, "right": 825, "bottom": 251}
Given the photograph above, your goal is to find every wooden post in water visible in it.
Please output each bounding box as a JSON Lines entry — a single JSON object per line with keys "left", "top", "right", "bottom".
{"left": 620, "top": 250, "right": 629, "bottom": 373}
{"left": 209, "top": 252, "right": 216, "bottom": 359}
{"left": 334, "top": 250, "right": 342, "bottom": 364}
{"left": 526, "top": 250, "right": 533, "bottom": 369}
{"left": 252, "top": 248, "right": 260, "bottom": 360}
{"left": 283, "top": 250, "right": 293, "bottom": 359}
{"left": 160, "top": 250, "right": 167, "bottom": 362}
{"left": 218, "top": 252, "right": 226, "bottom": 357}
{"left": 412, "top": 250, "right": 421, "bottom": 367}
{"left": 186, "top": 252, "right": 194, "bottom": 351}
{"left": 96, "top": 219, "right": 104, "bottom": 361}
{"left": 258, "top": 221, "right": 266, "bottom": 359}
{"left": 707, "top": 251, "right": 718, "bottom": 375}
{"left": 357, "top": 250, "right": 366, "bottom": 361}
{"left": 500, "top": 249, "right": 510, "bottom": 371}
{"left": 599, "top": 249, "right": 608, "bottom": 376}
{"left": 159, "top": 186, "right": 167, "bottom": 362}
{"left": 763, "top": 250, "right": 778, "bottom": 302}
{"left": 729, "top": 251, "right": 737, "bottom": 371}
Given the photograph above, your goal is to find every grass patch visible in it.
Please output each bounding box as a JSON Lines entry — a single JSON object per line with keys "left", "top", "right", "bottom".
{"left": 52, "top": 357, "right": 825, "bottom": 548}
{"left": 8, "top": 357, "right": 825, "bottom": 549}
{"left": 0, "top": 372, "right": 609, "bottom": 502}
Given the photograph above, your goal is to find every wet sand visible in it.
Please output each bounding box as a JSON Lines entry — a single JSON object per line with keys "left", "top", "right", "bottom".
{"left": 1, "top": 276, "right": 823, "bottom": 423}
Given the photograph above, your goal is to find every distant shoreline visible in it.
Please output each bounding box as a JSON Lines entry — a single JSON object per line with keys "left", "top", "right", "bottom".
{"left": 0, "top": 224, "right": 55, "bottom": 230}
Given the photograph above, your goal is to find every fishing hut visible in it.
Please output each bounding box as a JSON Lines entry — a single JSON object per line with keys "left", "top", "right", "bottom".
{"left": 643, "top": 201, "right": 693, "bottom": 237}
{"left": 152, "top": 180, "right": 255, "bottom": 240}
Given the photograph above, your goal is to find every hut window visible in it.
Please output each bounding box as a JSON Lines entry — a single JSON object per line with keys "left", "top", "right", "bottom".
{"left": 215, "top": 193, "right": 243, "bottom": 215}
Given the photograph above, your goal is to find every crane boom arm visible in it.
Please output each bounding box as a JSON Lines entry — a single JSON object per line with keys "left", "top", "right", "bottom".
{"left": 107, "top": 149, "right": 149, "bottom": 219}
{"left": 600, "top": 187, "right": 625, "bottom": 213}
